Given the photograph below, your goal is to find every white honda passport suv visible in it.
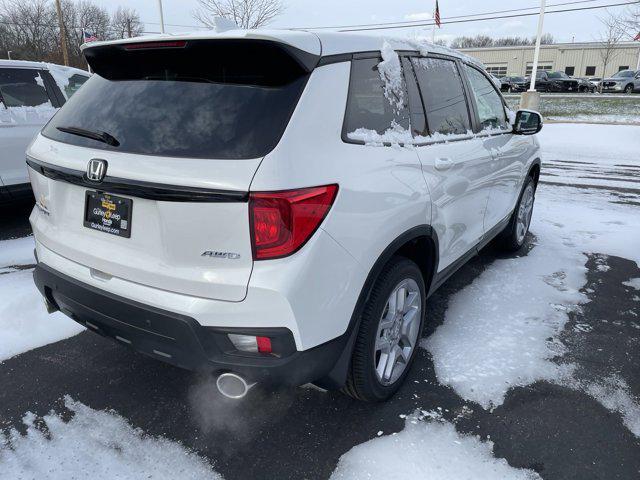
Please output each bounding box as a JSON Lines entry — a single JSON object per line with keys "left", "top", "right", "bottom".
{"left": 29, "top": 31, "right": 542, "bottom": 401}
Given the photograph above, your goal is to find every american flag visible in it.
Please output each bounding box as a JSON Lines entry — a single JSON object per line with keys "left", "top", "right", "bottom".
{"left": 83, "top": 29, "right": 98, "bottom": 43}
{"left": 434, "top": 0, "right": 441, "bottom": 28}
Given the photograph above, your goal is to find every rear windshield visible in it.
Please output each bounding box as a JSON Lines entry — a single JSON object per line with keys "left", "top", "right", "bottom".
{"left": 42, "top": 40, "right": 311, "bottom": 159}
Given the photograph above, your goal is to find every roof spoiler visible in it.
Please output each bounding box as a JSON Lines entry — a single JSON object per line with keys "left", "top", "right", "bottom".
{"left": 83, "top": 38, "right": 321, "bottom": 77}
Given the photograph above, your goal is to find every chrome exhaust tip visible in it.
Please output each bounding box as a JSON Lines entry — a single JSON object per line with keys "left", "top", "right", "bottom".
{"left": 216, "top": 373, "right": 255, "bottom": 399}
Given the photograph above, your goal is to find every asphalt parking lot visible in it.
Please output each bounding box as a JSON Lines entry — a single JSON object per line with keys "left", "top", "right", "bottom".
{"left": 1, "top": 124, "right": 639, "bottom": 479}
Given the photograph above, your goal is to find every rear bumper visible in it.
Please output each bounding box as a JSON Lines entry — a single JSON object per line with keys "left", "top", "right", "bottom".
{"left": 33, "top": 263, "right": 351, "bottom": 387}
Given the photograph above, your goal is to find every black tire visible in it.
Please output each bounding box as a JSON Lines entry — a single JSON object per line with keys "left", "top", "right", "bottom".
{"left": 499, "top": 176, "right": 536, "bottom": 252}
{"left": 624, "top": 84, "right": 634, "bottom": 94}
{"left": 343, "top": 257, "right": 426, "bottom": 402}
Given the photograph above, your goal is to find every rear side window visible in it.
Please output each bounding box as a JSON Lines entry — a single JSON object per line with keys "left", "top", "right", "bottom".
{"left": 343, "top": 58, "right": 410, "bottom": 136}
{"left": 412, "top": 58, "right": 471, "bottom": 136}
{"left": 462, "top": 65, "right": 509, "bottom": 131}
{"left": 0, "top": 68, "right": 53, "bottom": 108}
{"left": 42, "top": 40, "right": 310, "bottom": 160}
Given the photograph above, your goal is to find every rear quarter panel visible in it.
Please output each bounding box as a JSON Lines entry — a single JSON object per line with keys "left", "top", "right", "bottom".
{"left": 250, "top": 62, "right": 431, "bottom": 346}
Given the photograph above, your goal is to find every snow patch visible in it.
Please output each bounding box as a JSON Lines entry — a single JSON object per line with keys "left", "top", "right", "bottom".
{"left": 45, "top": 63, "right": 90, "bottom": 100}
{"left": 0, "top": 236, "right": 36, "bottom": 268}
{"left": 377, "top": 41, "right": 405, "bottom": 115}
{"left": 0, "top": 396, "right": 221, "bottom": 479}
{"left": 422, "top": 123, "right": 640, "bottom": 434}
{"left": 623, "top": 278, "right": 640, "bottom": 291}
{"left": 0, "top": 103, "right": 57, "bottom": 125}
{"left": 579, "top": 376, "right": 640, "bottom": 437}
{"left": 330, "top": 411, "right": 541, "bottom": 480}
{"left": 0, "top": 237, "right": 84, "bottom": 361}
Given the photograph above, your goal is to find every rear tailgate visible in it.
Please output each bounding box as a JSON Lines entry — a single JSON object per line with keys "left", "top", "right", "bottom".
{"left": 29, "top": 38, "right": 316, "bottom": 302}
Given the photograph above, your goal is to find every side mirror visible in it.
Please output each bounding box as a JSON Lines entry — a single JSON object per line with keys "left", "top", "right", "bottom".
{"left": 513, "top": 109, "right": 543, "bottom": 135}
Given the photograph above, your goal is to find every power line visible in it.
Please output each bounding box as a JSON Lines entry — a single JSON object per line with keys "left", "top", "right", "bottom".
{"left": 293, "top": 0, "right": 611, "bottom": 31}
{"left": 339, "top": 1, "right": 640, "bottom": 32}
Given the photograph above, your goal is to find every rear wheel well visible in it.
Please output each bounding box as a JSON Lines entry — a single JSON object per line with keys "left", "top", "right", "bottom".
{"left": 394, "top": 236, "right": 437, "bottom": 292}
{"left": 528, "top": 163, "right": 540, "bottom": 187}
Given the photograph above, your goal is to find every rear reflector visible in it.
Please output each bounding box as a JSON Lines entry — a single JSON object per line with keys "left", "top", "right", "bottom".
{"left": 124, "top": 40, "right": 187, "bottom": 50}
{"left": 228, "top": 334, "right": 273, "bottom": 354}
{"left": 256, "top": 336, "right": 272, "bottom": 354}
{"left": 249, "top": 185, "right": 338, "bottom": 260}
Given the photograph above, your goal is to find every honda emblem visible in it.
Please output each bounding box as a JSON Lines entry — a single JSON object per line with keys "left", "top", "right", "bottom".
{"left": 86, "top": 159, "right": 108, "bottom": 182}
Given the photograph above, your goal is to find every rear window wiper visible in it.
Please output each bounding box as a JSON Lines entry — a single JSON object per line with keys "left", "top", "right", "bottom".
{"left": 56, "top": 126, "right": 120, "bottom": 147}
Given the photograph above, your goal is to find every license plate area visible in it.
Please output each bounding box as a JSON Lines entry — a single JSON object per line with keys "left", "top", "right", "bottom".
{"left": 84, "top": 191, "right": 132, "bottom": 238}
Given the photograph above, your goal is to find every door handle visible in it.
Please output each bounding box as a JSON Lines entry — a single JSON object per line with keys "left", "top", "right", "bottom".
{"left": 435, "top": 157, "right": 453, "bottom": 171}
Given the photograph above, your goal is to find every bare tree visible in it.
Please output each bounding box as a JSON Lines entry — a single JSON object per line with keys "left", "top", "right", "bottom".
{"left": 539, "top": 33, "right": 555, "bottom": 45}
{"left": 597, "top": 15, "right": 626, "bottom": 91}
{"left": 111, "top": 6, "right": 143, "bottom": 39}
{"left": 450, "top": 35, "right": 494, "bottom": 49}
{"left": 0, "top": 0, "right": 145, "bottom": 65}
{"left": 193, "top": 0, "right": 283, "bottom": 29}
{"left": 62, "top": 0, "right": 110, "bottom": 65}
{"left": 449, "top": 34, "right": 554, "bottom": 49}
{"left": 0, "top": 0, "right": 58, "bottom": 61}
{"left": 617, "top": 4, "right": 639, "bottom": 39}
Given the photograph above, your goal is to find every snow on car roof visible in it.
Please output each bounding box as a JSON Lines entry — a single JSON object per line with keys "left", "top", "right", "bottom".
{"left": 0, "top": 59, "right": 49, "bottom": 70}
{"left": 81, "top": 29, "right": 482, "bottom": 67}
{"left": 0, "top": 59, "right": 90, "bottom": 77}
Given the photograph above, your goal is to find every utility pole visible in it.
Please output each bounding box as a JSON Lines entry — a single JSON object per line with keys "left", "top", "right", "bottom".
{"left": 54, "top": 0, "right": 69, "bottom": 66}
{"left": 520, "top": 0, "right": 546, "bottom": 111}
{"left": 157, "top": 0, "right": 166, "bottom": 34}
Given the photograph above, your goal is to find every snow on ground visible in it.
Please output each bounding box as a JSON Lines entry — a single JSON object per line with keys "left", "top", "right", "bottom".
{"left": 330, "top": 411, "right": 540, "bottom": 480}
{"left": 423, "top": 124, "right": 640, "bottom": 432}
{"left": 0, "top": 236, "right": 37, "bottom": 268}
{"left": 0, "top": 396, "right": 221, "bottom": 480}
{"left": 624, "top": 278, "right": 640, "bottom": 290}
{"left": 0, "top": 237, "right": 84, "bottom": 362}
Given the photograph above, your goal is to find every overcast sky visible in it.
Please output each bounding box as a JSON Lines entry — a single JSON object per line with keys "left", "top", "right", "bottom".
{"left": 94, "top": 0, "right": 635, "bottom": 44}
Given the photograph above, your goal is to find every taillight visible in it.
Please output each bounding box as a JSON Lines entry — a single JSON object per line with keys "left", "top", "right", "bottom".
{"left": 249, "top": 185, "right": 338, "bottom": 260}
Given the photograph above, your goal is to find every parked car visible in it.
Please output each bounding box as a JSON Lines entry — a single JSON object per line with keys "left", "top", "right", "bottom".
{"left": 500, "top": 76, "right": 528, "bottom": 93}
{"left": 587, "top": 77, "right": 601, "bottom": 88}
{"left": 599, "top": 70, "right": 640, "bottom": 93}
{"left": 29, "top": 32, "right": 542, "bottom": 402}
{"left": 525, "top": 70, "right": 580, "bottom": 92}
{"left": 574, "top": 77, "right": 596, "bottom": 93}
{"left": 0, "top": 60, "right": 90, "bottom": 203}
{"left": 488, "top": 73, "right": 503, "bottom": 90}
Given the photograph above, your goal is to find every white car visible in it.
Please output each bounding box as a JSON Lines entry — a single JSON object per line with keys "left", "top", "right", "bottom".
{"left": 28, "top": 31, "right": 542, "bottom": 401}
{"left": 0, "top": 60, "right": 89, "bottom": 202}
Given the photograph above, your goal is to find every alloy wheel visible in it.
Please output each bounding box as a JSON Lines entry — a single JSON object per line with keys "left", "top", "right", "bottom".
{"left": 373, "top": 278, "right": 422, "bottom": 386}
{"left": 516, "top": 183, "right": 535, "bottom": 244}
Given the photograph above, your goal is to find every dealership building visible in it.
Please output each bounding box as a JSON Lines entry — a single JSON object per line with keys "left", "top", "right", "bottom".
{"left": 460, "top": 41, "right": 640, "bottom": 78}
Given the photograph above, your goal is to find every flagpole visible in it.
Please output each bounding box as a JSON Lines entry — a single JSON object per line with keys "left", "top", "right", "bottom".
{"left": 157, "top": 0, "right": 166, "bottom": 34}
{"left": 529, "top": 0, "right": 546, "bottom": 92}
{"left": 431, "top": 1, "right": 436, "bottom": 42}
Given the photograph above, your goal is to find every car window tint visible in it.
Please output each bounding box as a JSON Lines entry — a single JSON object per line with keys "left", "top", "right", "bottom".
{"left": 463, "top": 65, "right": 509, "bottom": 131}
{"left": 412, "top": 57, "right": 471, "bottom": 135}
{"left": 65, "top": 74, "right": 90, "bottom": 99}
{"left": 0, "top": 68, "right": 52, "bottom": 107}
{"left": 343, "top": 58, "right": 410, "bottom": 136}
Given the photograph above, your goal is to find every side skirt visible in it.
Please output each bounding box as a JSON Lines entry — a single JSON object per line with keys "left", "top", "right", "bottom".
{"left": 428, "top": 214, "right": 511, "bottom": 296}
